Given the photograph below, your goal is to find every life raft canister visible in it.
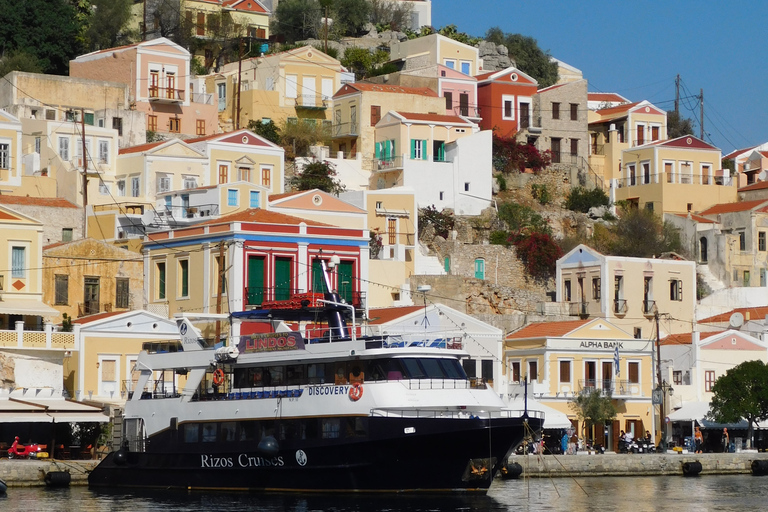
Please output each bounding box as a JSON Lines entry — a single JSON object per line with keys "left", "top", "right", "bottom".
{"left": 348, "top": 383, "right": 363, "bottom": 401}
{"left": 213, "top": 368, "right": 225, "bottom": 385}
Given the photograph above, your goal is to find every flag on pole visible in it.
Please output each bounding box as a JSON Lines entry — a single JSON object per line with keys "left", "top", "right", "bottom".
{"left": 614, "top": 346, "right": 620, "bottom": 376}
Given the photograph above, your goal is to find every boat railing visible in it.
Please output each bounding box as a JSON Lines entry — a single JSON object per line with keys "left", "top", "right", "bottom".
{"left": 370, "top": 408, "right": 545, "bottom": 420}
{"left": 398, "top": 378, "right": 471, "bottom": 390}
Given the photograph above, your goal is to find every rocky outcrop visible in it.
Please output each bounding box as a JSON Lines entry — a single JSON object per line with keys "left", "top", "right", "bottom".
{"left": 0, "top": 352, "right": 15, "bottom": 387}
{"left": 477, "top": 40, "right": 513, "bottom": 71}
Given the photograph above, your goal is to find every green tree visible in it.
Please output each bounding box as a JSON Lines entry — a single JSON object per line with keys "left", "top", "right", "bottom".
{"left": 247, "top": 119, "right": 281, "bottom": 144}
{"left": 0, "top": 0, "right": 84, "bottom": 75}
{"left": 368, "top": 0, "right": 413, "bottom": 32}
{"left": 340, "top": 47, "right": 389, "bottom": 80}
{"left": 0, "top": 50, "right": 43, "bottom": 78}
{"left": 600, "top": 206, "right": 682, "bottom": 258}
{"left": 418, "top": 206, "right": 454, "bottom": 239}
{"left": 84, "top": 0, "right": 133, "bottom": 51}
{"left": 279, "top": 118, "right": 329, "bottom": 159}
{"left": 570, "top": 389, "right": 617, "bottom": 443}
{"left": 332, "top": 0, "right": 370, "bottom": 37}
{"left": 438, "top": 24, "right": 481, "bottom": 46}
{"left": 666, "top": 110, "right": 695, "bottom": 139}
{"left": 708, "top": 360, "right": 768, "bottom": 449}
{"left": 485, "top": 28, "right": 558, "bottom": 88}
{"left": 497, "top": 202, "right": 551, "bottom": 236}
{"left": 565, "top": 186, "right": 610, "bottom": 213}
{"left": 291, "top": 160, "right": 345, "bottom": 194}
{"left": 272, "top": 0, "right": 322, "bottom": 43}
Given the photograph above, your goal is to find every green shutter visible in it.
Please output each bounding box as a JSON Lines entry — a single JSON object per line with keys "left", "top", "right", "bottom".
{"left": 247, "top": 256, "right": 265, "bottom": 305}
{"left": 444, "top": 257, "right": 450, "bottom": 273}
{"left": 385, "top": 139, "right": 391, "bottom": 160}
{"left": 438, "top": 142, "right": 445, "bottom": 161}
{"left": 312, "top": 259, "right": 328, "bottom": 294}
{"left": 423, "top": 140, "right": 428, "bottom": 160}
{"left": 337, "top": 261, "right": 353, "bottom": 304}
{"left": 375, "top": 142, "right": 381, "bottom": 159}
{"left": 410, "top": 139, "right": 416, "bottom": 159}
{"left": 274, "top": 257, "right": 291, "bottom": 301}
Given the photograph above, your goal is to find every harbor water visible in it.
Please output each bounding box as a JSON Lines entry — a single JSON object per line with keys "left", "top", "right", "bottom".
{"left": 1, "top": 475, "right": 766, "bottom": 511}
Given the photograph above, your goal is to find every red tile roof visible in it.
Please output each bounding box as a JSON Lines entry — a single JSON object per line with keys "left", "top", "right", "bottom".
{"left": 72, "top": 310, "right": 126, "bottom": 324}
{"left": 738, "top": 181, "right": 768, "bottom": 192}
{"left": 223, "top": 0, "right": 268, "bottom": 13}
{"left": 588, "top": 92, "right": 630, "bottom": 103}
{"left": 537, "top": 83, "right": 567, "bottom": 93}
{"left": 699, "top": 199, "right": 768, "bottom": 215}
{"left": 654, "top": 135, "right": 718, "bottom": 151}
{"left": 594, "top": 101, "right": 641, "bottom": 118}
{"left": 118, "top": 141, "right": 166, "bottom": 155}
{"left": 659, "top": 331, "right": 724, "bottom": 346}
{"left": 393, "top": 112, "right": 471, "bottom": 124}
{"left": 700, "top": 306, "right": 768, "bottom": 324}
{"left": 336, "top": 83, "right": 438, "bottom": 97}
{"left": 506, "top": 320, "right": 591, "bottom": 339}
{"left": 0, "top": 196, "right": 78, "bottom": 208}
{"left": 671, "top": 213, "right": 716, "bottom": 224}
{"left": 367, "top": 306, "right": 424, "bottom": 325}
{"left": 723, "top": 147, "right": 756, "bottom": 160}
{"left": 198, "top": 208, "right": 334, "bottom": 227}
{"left": 269, "top": 191, "right": 303, "bottom": 201}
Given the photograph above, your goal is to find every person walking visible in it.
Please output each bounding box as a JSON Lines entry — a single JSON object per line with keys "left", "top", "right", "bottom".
{"left": 694, "top": 426, "right": 703, "bottom": 453}
{"left": 722, "top": 428, "right": 730, "bottom": 453}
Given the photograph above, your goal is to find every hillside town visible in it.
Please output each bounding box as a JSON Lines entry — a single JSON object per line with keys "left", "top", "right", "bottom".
{"left": 1, "top": 0, "right": 768, "bottom": 461}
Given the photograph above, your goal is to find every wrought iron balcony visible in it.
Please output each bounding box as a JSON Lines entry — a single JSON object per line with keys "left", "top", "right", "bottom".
{"left": 569, "top": 301, "right": 589, "bottom": 318}
{"left": 613, "top": 299, "right": 628, "bottom": 315}
{"left": 148, "top": 86, "right": 185, "bottom": 104}
{"left": 643, "top": 299, "right": 657, "bottom": 316}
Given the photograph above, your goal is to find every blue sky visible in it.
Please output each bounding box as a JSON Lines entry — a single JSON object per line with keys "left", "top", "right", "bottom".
{"left": 433, "top": 1, "right": 764, "bottom": 154}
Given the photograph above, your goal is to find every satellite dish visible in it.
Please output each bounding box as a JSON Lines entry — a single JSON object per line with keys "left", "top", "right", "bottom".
{"left": 729, "top": 312, "right": 744, "bottom": 329}
{"left": 759, "top": 170, "right": 768, "bottom": 182}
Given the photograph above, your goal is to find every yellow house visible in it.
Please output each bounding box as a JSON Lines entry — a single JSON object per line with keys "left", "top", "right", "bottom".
{"left": 0, "top": 204, "right": 59, "bottom": 329}
{"left": 43, "top": 239, "right": 144, "bottom": 322}
{"left": 611, "top": 135, "right": 737, "bottom": 214}
{"left": 67, "top": 310, "right": 180, "bottom": 404}
{"left": 0, "top": 110, "right": 23, "bottom": 192}
{"left": 588, "top": 100, "right": 667, "bottom": 185}
{"left": 556, "top": 244, "right": 697, "bottom": 338}
{"left": 505, "top": 318, "right": 654, "bottom": 451}
{"left": 213, "top": 46, "right": 346, "bottom": 131}
{"left": 389, "top": 33, "right": 482, "bottom": 77}
{"left": 331, "top": 83, "right": 444, "bottom": 159}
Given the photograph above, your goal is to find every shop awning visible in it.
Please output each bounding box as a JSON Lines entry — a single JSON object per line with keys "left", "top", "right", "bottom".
{"left": 46, "top": 411, "right": 109, "bottom": 423}
{"left": 0, "top": 412, "right": 53, "bottom": 423}
{"left": 668, "top": 401, "right": 749, "bottom": 429}
{"left": 0, "top": 299, "right": 59, "bottom": 317}
{"left": 0, "top": 397, "right": 108, "bottom": 423}
{"left": 506, "top": 398, "right": 572, "bottom": 429}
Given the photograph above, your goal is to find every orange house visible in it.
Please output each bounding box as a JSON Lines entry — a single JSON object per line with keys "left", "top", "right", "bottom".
{"left": 476, "top": 67, "right": 538, "bottom": 138}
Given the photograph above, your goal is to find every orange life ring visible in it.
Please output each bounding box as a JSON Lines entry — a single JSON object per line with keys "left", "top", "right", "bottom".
{"left": 212, "top": 368, "right": 225, "bottom": 386}
{"left": 348, "top": 383, "right": 363, "bottom": 401}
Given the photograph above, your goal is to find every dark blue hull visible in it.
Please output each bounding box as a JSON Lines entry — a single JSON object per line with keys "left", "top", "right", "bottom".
{"left": 89, "top": 415, "right": 540, "bottom": 493}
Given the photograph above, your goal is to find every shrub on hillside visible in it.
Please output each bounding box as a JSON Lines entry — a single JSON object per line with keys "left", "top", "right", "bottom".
{"left": 418, "top": 206, "right": 454, "bottom": 239}
{"left": 565, "top": 186, "right": 609, "bottom": 213}
{"left": 511, "top": 231, "right": 563, "bottom": 280}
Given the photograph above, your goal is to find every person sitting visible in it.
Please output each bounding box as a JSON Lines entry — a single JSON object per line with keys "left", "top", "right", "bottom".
{"left": 349, "top": 366, "right": 364, "bottom": 384}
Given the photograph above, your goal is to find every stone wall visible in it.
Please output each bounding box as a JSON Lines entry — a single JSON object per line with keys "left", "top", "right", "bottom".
{"left": 511, "top": 452, "right": 768, "bottom": 478}
{"left": 0, "top": 460, "right": 97, "bottom": 487}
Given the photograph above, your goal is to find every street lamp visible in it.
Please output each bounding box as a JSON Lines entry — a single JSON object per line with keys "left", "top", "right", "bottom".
{"left": 653, "top": 380, "right": 674, "bottom": 451}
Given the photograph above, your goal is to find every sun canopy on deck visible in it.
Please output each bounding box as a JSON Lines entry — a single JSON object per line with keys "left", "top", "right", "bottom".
{"left": 506, "top": 398, "right": 572, "bottom": 429}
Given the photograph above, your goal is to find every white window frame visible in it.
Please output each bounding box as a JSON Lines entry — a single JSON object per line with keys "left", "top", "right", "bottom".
{"left": 0, "top": 141, "right": 9, "bottom": 170}
{"left": 98, "top": 139, "right": 109, "bottom": 164}
{"left": 626, "top": 162, "right": 636, "bottom": 185}
{"left": 558, "top": 358, "right": 573, "bottom": 385}
{"left": 99, "top": 182, "right": 110, "bottom": 195}
{"left": 701, "top": 163, "right": 713, "bottom": 185}
{"left": 117, "top": 180, "right": 126, "bottom": 196}
{"left": 227, "top": 189, "right": 239, "bottom": 207}
{"left": 640, "top": 159, "right": 652, "bottom": 184}
{"left": 502, "top": 94, "right": 515, "bottom": 120}
{"left": 663, "top": 160, "right": 675, "bottom": 184}
{"left": 249, "top": 190, "right": 260, "bottom": 208}
{"left": 443, "top": 59, "right": 456, "bottom": 70}
{"left": 459, "top": 60, "right": 471, "bottom": 75}
{"left": 58, "top": 136, "right": 70, "bottom": 161}
{"left": 412, "top": 139, "right": 425, "bottom": 160}
{"left": 286, "top": 74, "right": 298, "bottom": 99}
{"left": 508, "top": 359, "right": 522, "bottom": 383}
{"left": 517, "top": 97, "right": 532, "bottom": 126}
{"left": 183, "top": 175, "right": 197, "bottom": 189}
{"left": 627, "top": 360, "right": 641, "bottom": 385}
{"left": 157, "top": 174, "right": 171, "bottom": 193}
{"left": 131, "top": 177, "right": 140, "bottom": 197}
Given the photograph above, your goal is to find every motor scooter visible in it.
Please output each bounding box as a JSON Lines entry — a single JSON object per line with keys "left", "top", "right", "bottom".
{"left": 7, "top": 436, "right": 46, "bottom": 459}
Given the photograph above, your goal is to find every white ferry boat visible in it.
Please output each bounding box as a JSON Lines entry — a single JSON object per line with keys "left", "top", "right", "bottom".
{"left": 89, "top": 268, "right": 541, "bottom": 493}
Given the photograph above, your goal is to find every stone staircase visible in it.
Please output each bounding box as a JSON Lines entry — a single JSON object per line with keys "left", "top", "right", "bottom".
{"left": 414, "top": 243, "right": 446, "bottom": 275}
{"left": 697, "top": 264, "right": 725, "bottom": 296}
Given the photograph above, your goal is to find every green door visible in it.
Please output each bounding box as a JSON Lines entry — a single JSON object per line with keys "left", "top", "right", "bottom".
{"left": 337, "top": 261, "right": 353, "bottom": 304}
{"left": 274, "top": 257, "right": 291, "bottom": 301}
{"left": 311, "top": 259, "right": 328, "bottom": 294}
{"left": 247, "top": 256, "right": 265, "bottom": 305}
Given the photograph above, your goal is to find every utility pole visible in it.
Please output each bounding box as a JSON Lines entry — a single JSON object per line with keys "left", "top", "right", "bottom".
{"left": 655, "top": 310, "right": 664, "bottom": 450}
{"left": 699, "top": 89, "right": 704, "bottom": 140}
{"left": 674, "top": 74, "right": 680, "bottom": 115}
{"left": 215, "top": 242, "right": 226, "bottom": 342}
{"left": 236, "top": 38, "right": 243, "bottom": 130}
{"left": 81, "top": 109, "right": 88, "bottom": 239}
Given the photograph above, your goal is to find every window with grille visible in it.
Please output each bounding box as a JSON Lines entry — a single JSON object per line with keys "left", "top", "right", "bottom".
{"left": 0, "top": 143, "right": 8, "bottom": 169}
{"left": 115, "top": 278, "right": 129, "bottom": 308}
{"left": 11, "top": 247, "right": 25, "bottom": 278}
{"left": 55, "top": 275, "right": 69, "bottom": 305}
{"left": 760, "top": 232, "right": 766, "bottom": 251}
{"left": 388, "top": 218, "right": 396, "bottom": 245}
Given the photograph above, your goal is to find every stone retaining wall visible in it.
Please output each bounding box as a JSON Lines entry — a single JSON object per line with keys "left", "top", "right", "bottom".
{"left": 0, "top": 460, "right": 97, "bottom": 487}
{"left": 511, "top": 452, "right": 768, "bottom": 478}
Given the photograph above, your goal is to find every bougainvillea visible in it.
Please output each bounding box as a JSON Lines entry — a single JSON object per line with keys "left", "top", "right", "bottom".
{"left": 511, "top": 231, "right": 563, "bottom": 280}
{"left": 492, "top": 135, "right": 552, "bottom": 174}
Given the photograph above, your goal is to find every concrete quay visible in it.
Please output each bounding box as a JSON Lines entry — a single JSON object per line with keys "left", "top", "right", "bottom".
{"left": 0, "top": 459, "right": 98, "bottom": 487}
{"left": 510, "top": 452, "right": 768, "bottom": 478}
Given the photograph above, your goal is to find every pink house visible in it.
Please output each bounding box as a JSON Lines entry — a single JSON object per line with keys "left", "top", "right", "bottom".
{"left": 436, "top": 65, "right": 480, "bottom": 121}
{"left": 70, "top": 38, "right": 218, "bottom": 138}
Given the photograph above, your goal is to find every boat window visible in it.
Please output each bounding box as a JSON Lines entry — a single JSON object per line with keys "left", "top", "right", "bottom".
{"left": 401, "top": 358, "right": 426, "bottom": 379}
{"left": 368, "top": 361, "right": 386, "bottom": 381}
{"left": 270, "top": 366, "right": 285, "bottom": 386}
{"left": 279, "top": 420, "right": 305, "bottom": 441}
{"left": 202, "top": 423, "right": 217, "bottom": 442}
{"left": 321, "top": 418, "right": 340, "bottom": 439}
{"left": 220, "top": 421, "right": 237, "bottom": 442}
{"left": 286, "top": 365, "right": 304, "bottom": 385}
{"left": 439, "top": 359, "right": 466, "bottom": 379}
{"left": 182, "top": 424, "right": 199, "bottom": 443}
{"left": 345, "top": 417, "right": 367, "bottom": 438}
{"left": 380, "top": 359, "right": 405, "bottom": 380}
{"left": 420, "top": 358, "right": 445, "bottom": 378}
{"left": 239, "top": 422, "right": 258, "bottom": 441}
{"left": 307, "top": 363, "right": 327, "bottom": 384}
{"left": 334, "top": 362, "right": 348, "bottom": 384}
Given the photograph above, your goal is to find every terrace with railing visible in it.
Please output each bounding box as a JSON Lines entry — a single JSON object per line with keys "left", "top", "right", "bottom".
{"left": 0, "top": 323, "right": 75, "bottom": 350}
{"left": 579, "top": 379, "right": 644, "bottom": 397}
{"left": 243, "top": 287, "right": 366, "bottom": 313}
{"left": 148, "top": 86, "right": 185, "bottom": 103}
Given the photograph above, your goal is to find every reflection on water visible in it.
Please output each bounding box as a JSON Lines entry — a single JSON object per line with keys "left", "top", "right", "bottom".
{"left": 2, "top": 476, "right": 768, "bottom": 511}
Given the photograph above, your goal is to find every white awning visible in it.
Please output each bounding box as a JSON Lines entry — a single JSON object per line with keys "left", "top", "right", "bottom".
{"left": 667, "top": 401, "right": 711, "bottom": 422}
{"left": 0, "top": 412, "right": 53, "bottom": 423}
{"left": 0, "top": 397, "right": 108, "bottom": 423}
{"left": 0, "top": 299, "right": 59, "bottom": 317}
{"left": 46, "top": 411, "right": 109, "bottom": 423}
{"left": 506, "top": 398, "right": 573, "bottom": 429}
